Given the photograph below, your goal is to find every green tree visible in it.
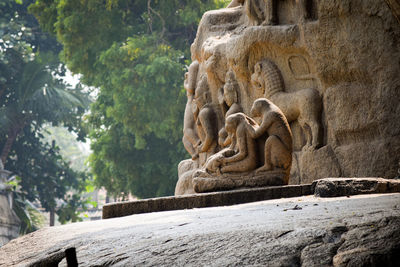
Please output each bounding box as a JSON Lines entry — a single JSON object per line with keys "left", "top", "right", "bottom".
{"left": 42, "top": 125, "right": 91, "bottom": 172}
{"left": 0, "top": 0, "right": 92, "bottom": 226}
{"left": 31, "top": 0, "right": 230, "bottom": 198}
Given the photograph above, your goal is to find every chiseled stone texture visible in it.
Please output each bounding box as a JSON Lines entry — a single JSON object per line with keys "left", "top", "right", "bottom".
{"left": 1, "top": 194, "right": 400, "bottom": 266}
{"left": 312, "top": 177, "right": 400, "bottom": 197}
{"left": 103, "top": 184, "right": 312, "bottom": 219}
{"left": 177, "top": 0, "right": 400, "bottom": 194}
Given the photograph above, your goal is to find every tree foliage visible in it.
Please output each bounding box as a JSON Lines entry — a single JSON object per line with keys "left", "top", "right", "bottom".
{"left": 31, "top": 0, "right": 230, "bottom": 198}
{"left": 0, "top": 0, "right": 92, "bottom": 226}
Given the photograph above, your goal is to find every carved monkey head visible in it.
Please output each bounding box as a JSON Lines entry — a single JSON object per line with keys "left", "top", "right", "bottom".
{"left": 225, "top": 113, "right": 246, "bottom": 134}
{"left": 252, "top": 59, "right": 285, "bottom": 98}
{"left": 250, "top": 98, "right": 271, "bottom": 118}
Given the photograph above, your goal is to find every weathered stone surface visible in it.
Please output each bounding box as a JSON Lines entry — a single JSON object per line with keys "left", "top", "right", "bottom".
{"left": 313, "top": 177, "right": 400, "bottom": 197}
{"left": 297, "top": 145, "right": 342, "bottom": 184}
{"left": 177, "top": 0, "right": 400, "bottom": 194}
{"left": 385, "top": 0, "right": 400, "bottom": 24}
{"left": 103, "top": 184, "right": 312, "bottom": 219}
{"left": 1, "top": 194, "right": 400, "bottom": 266}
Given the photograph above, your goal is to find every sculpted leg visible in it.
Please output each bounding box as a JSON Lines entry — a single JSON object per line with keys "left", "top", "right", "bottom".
{"left": 265, "top": 0, "right": 278, "bottom": 25}
{"left": 221, "top": 157, "right": 257, "bottom": 173}
{"left": 310, "top": 122, "right": 320, "bottom": 149}
{"left": 298, "top": 118, "right": 313, "bottom": 149}
{"left": 182, "top": 136, "right": 198, "bottom": 160}
{"left": 297, "top": 0, "right": 309, "bottom": 21}
{"left": 257, "top": 135, "right": 291, "bottom": 173}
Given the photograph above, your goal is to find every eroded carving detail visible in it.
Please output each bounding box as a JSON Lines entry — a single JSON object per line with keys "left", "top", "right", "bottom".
{"left": 228, "top": 0, "right": 313, "bottom": 25}
{"left": 252, "top": 59, "right": 322, "bottom": 149}
{"left": 176, "top": 2, "right": 325, "bottom": 195}
{"left": 248, "top": 98, "right": 292, "bottom": 176}
{"left": 191, "top": 99, "right": 292, "bottom": 192}
{"left": 176, "top": 0, "right": 400, "bottom": 195}
{"left": 182, "top": 61, "right": 201, "bottom": 160}
{"left": 194, "top": 75, "right": 218, "bottom": 160}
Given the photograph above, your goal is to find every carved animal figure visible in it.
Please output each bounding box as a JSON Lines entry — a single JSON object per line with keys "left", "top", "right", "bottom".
{"left": 219, "top": 113, "right": 259, "bottom": 173}
{"left": 204, "top": 147, "right": 235, "bottom": 175}
{"left": 228, "top": 0, "right": 266, "bottom": 25}
{"left": 251, "top": 59, "right": 321, "bottom": 149}
{"left": 247, "top": 98, "right": 292, "bottom": 177}
{"left": 228, "top": 0, "right": 311, "bottom": 25}
{"left": 194, "top": 75, "right": 218, "bottom": 157}
{"left": 182, "top": 61, "right": 201, "bottom": 160}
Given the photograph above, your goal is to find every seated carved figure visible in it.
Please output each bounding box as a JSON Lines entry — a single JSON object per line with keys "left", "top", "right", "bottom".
{"left": 194, "top": 75, "right": 218, "bottom": 158}
{"left": 251, "top": 59, "right": 321, "bottom": 149}
{"left": 220, "top": 70, "right": 243, "bottom": 118}
{"left": 247, "top": 98, "right": 293, "bottom": 175}
{"left": 204, "top": 147, "right": 235, "bottom": 175}
{"left": 218, "top": 113, "right": 259, "bottom": 173}
{"left": 218, "top": 70, "right": 243, "bottom": 148}
{"left": 182, "top": 61, "right": 201, "bottom": 160}
{"left": 218, "top": 127, "right": 231, "bottom": 148}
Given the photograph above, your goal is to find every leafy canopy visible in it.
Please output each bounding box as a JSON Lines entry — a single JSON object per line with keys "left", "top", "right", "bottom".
{"left": 31, "top": 0, "right": 230, "bottom": 198}
{"left": 1, "top": 0, "right": 92, "bottom": 227}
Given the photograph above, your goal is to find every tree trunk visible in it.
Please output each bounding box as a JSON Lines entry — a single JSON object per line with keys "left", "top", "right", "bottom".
{"left": 0, "top": 122, "right": 25, "bottom": 164}
{"left": 0, "top": 83, "right": 8, "bottom": 99}
{"left": 50, "top": 208, "right": 55, "bottom": 226}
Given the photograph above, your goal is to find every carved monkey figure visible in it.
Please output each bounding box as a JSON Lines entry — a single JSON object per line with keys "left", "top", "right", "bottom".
{"left": 182, "top": 61, "right": 201, "bottom": 159}
{"left": 194, "top": 75, "right": 218, "bottom": 156}
{"left": 247, "top": 98, "right": 293, "bottom": 175}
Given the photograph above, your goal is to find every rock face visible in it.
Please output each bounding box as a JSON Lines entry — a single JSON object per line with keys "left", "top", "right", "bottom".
{"left": 313, "top": 177, "right": 400, "bottom": 197}
{"left": 1, "top": 193, "right": 400, "bottom": 266}
{"left": 176, "top": 0, "right": 400, "bottom": 195}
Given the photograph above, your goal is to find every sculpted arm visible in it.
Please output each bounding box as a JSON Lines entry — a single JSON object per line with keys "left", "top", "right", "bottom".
{"left": 223, "top": 127, "right": 247, "bottom": 163}
{"left": 252, "top": 113, "right": 274, "bottom": 138}
{"left": 185, "top": 128, "right": 200, "bottom": 146}
{"left": 223, "top": 132, "right": 232, "bottom": 147}
{"left": 227, "top": 0, "right": 244, "bottom": 8}
{"left": 198, "top": 109, "right": 215, "bottom": 152}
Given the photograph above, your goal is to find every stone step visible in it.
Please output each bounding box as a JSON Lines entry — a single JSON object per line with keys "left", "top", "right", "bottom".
{"left": 103, "top": 184, "right": 312, "bottom": 219}
{"left": 103, "top": 177, "right": 400, "bottom": 219}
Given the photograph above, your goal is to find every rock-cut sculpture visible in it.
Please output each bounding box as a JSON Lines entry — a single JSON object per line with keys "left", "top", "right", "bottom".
{"left": 192, "top": 99, "right": 292, "bottom": 193}
{"left": 251, "top": 59, "right": 321, "bottom": 150}
{"left": 176, "top": 0, "right": 400, "bottom": 194}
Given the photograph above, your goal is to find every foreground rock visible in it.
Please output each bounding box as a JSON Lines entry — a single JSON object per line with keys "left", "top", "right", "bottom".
{"left": 1, "top": 193, "right": 400, "bottom": 266}
{"left": 313, "top": 177, "right": 400, "bottom": 197}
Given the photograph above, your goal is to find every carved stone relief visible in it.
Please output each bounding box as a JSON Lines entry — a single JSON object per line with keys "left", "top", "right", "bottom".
{"left": 176, "top": 0, "right": 400, "bottom": 195}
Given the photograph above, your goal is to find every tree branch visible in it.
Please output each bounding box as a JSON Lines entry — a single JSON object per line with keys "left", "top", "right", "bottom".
{"left": 147, "top": 0, "right": 166, "bottom": 41}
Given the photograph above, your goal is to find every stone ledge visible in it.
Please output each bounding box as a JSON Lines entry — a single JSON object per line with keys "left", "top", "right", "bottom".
{"left": 312, "top": 177, "right": 400, "bottom": 197}
{"left": 102, "top": 184, "right": 312, "bottom": 219}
